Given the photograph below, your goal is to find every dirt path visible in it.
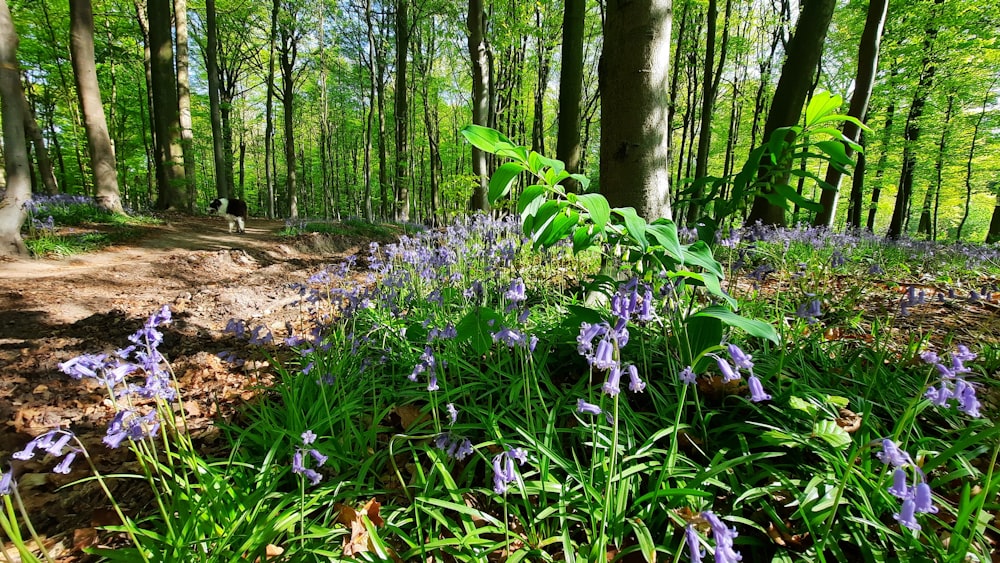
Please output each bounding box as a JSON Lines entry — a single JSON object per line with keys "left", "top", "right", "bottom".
{"left": 0, "top": 214, "right": 370, "bottom": 560}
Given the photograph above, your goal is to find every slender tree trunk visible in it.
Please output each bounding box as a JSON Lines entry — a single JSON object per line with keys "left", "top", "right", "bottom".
{"left": 986, "top": 185, "right": 1000, "bottom": 244}
{"left": 746, "top": 0, "right": 835, "bottom": 226}
{"left": 467, "top": 0, "right": 491, "bottom": 212}
{"left": 0, "top": 0, "right": 29, "bottom": 256}
{"left": 556, "top": 0, "right": 584, "bottom": 191}
{"left": 394, "top": 0, "right": 410, "bottom": 221}
{"left": 601, "top": 0, "right": 673, "bottom": 220}
{"left": 205, "top": 0, "right": 228, "bottom": 199}
{"left": 148, "top": 0, "right": 188, "bottom": 210}
{"left": 41, "top": 0, "right": 87, "bottom": 188}
{"left": 847, "top": 129, "right": 866, "bottom": 229}
{"left": 886, "top": 0, "right": 942, "bottom": 239}
{"left": 917, "top": 94, "right": 953, "bottom": 238}
{"left": 70, "top": 0, "right": 124, "bottom": 213}
{"left": 814, "top": 0, "right": 886, "bottom": 227}
{"left": 264, "top": 0, "right": 278, "bottom": 218}
{"left": 531, "top": 5, "right": 552, "bottom": 155}
{"left": 174, "top": 0, "right": 196, "bottom": 206}
{"left": 956, "top": 82, "right": 994, "bottom": 241}
{"left": 20, "top": 88, "right": 58, "bottom": 194}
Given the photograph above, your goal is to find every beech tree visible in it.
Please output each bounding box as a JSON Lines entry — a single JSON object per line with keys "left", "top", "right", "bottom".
{"left": 0, "top": 0, "right": 30, "bottom": 256}
{"left": 70, "top": 0, "right": 124, "bottom": 213}
{"left": 600, "top": 0, "right": 673, "bottom": 220}
{"left": 467, "top": 0, "right": 490, "bottom": 212}
{"left": 148, "top": 0, "right": 189, "bottom": 210}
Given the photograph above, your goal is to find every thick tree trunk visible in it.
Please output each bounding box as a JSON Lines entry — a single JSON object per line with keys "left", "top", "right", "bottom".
{"left": 148, "top": 0, "right": 188, "bottom": 210}
{"left": 70, "top": 0, "right": 124, "bottom": 213}
{"left": 601, "top": 0, "right": 673, "bottom": 220}
{"left": 174, "top": 0, "right": 197, "bottom": 205}
{"left": 394, "top": 0, "right": 410, "bottom": 221}
{"left": 205, "top": 0, "right": 228, "bottom": 199}
{"left": 747, "top": 0, "right": 835, "bottom": 226}
{"left": 556, "top": 0, "right": 584, "bottom": 190}
{"left": 467, "top": 0, "right": 490, "bottom": 212}
{"left": 264, "top": 0, "right": 278, "bottom": 218}
{"left": 0, "top": 0, "right": 29, "bottom": 256}
{"left": 986, "top": 188, "right": 1000, "bottom": 244}
{"left": 280, "top": 43, "right": 297, "bottom": 219}
{"left": 814, "top": 0, "right": 886, "bottom": 227}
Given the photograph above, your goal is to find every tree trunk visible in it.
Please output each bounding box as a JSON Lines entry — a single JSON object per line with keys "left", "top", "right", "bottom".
{"left": 70, "top": 0, "right": 124, "bottom": 213}
{"left": 917, "top": 94, "right": 953, "bottom": 238}
{"left": 600, "top": 0, "right": 673, "bottom": 220}
{"left": 814, "top": 0, "right": 886, "bottom": 227}
{"left": 986, "top": 186, "right": 1000, "bottom": 244}
{"left": 886, "top": 0, "right": 942, "bottom": 239}
{"left": 846, "top": 129, "right": 866, "bottom": 229}
{"left": 556, "top": 0, "right": 584, "bottom": 190}
{"left": 956, "top": 82, "right": 993, "bottom": 241}
{"left": 148, "top": 0, "right": 188, "bottom": 210}
{"left": 264, "top": 0, "right": 278, "bottom": 218}
{"left": 0, "top": 0, "right": 29, "bottom": 256}
{"left": 21, "top": 88, "right": 58, "bottom": 195}
{"left": 687, "top": 0, "right": 732, "bottom": 223}
{"left": 394, "top": 0, "right": 410, "bottom": 221}
{"left": 467, "top": 0, "right": 490, "bottom": 212}
{"left": 205, "top": 0, "right": 228, "bottom": 199}
{"left": 174, "top": 0, "right": 196, "bottom": 206}
{"left": 746, "top": 0, "right": 835, "bottom": 226}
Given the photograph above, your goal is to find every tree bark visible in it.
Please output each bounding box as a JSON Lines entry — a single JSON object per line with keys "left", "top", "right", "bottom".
{"left": 467, "top": 0, "right": 490, "bottom": 212}
{"left": 174, "top": 0, "right": 197, "bottom": 206}
{"left": 0, "top": 0, "right": 29, "bottom": 256}
{"left": 264, "top": 0, "right": 278, "bottom": 218}
{"left": 556, "top": 0, "right": 584, "bottom": 190}
{"left": 956, "top": 82, "right": 993, "bottom": 241}
{"left": 148, "top": 0, "right": 189, "bottom": 210}
{"left": 917, "top": 94, "right": 953, "bottom": 238}
{"left": 70, "top": 0, "right": 124, "bottom": 213}
{"left": 746, "top": 0, "right": 835, "bottom": 227}
{"left": 394, "top": 0, "right": 410, "bottom": 221}
{"left": 205, "top": 0, "right": 228, "bottom": 199}
{"left": 846, "top": 129, "right": 866, "bottom": 229}
{"left": 813, "top": 0, "right": 886, "bottom": 227}
{"left": 600, "top": 0, "right": 673, "bottom": 220}
{"left": 20, "top": 88, "right": 58, "bottom": 195}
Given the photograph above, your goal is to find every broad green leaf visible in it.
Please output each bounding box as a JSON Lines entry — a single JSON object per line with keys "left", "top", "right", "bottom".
{"left": 517, "top": 185, "right": 547, "bottom": 215}
{"left": 614, "top": 207, "right": 648, "bottom": 251}
{"left": 646, "top": 220, "right": 683, "bottom": 262}
{"left": 461, "top": 124, "right": 511, "bottom": 155}
{"left": 681, "top": 240, "right": 725, "bottom": 279}
{"left": 682, "top": 314, "right": 723, "bottom": 369}
{"left": 811, "top": 420, "right": 852, "bottom": 450}
{"left": 692, "top": 305, "right": 780, "bottom": 344}
{"left": 572, "top": 224, "right": 598, "bottom": 253}
{"left": 489, "top": 162, "right": 525, "bottom": 204}
{"left": 576, "top": 193, "right": 610, "bottom": 231}
{"left": 805, "top": 91, "right": 843, "bottom": 127}
{"left": 773, "top": 184, "right": 824, "bottom": 213}
{"left": 789, "top": 396, "right": 818, "bottom": 416}
{"left": 761, "top": 430, "right": 801, "bottom": 448}
{"left": 455, "top": 307, "right": 503, "bottom": 355}
{"left": 825, "top": 395, "right": 849, "bottom": 408}
{"left": 814, "top": 140, "right": 854, "bottom": 167}
{"left": 570, "top": 173, "right": 592, "bottom": 192}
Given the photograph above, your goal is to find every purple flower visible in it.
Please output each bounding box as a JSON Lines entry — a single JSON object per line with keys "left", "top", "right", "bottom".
{"left": 716, "top": 357, "right": 740, "bottom": 383}
{"left": 592, "top": 337, "right": 617, "bottom": 371}
{"left": 626, "top": 364, "right": 645, "bottom": 392}
{"left": 308, "top": 448, "right": 329, "bottom": 467}
{"left": 747, "top": 375, "right": 771, "bottom": 402}
{"left": 893, "top": 498, "right": 921, "bottom": 531}
{"left": 727, "top": 344, "right": 754, "bottom": 371}
{"left": 301, "top": 430, "right": 317, "bottom": 445}
{"left": 877, "top": 439, "right": 913, "bottom": 468}
{"left": 446, "top": 403, "right": 458, "bottom": 426}
{"left": 678, "top": 366, "right": 697, "bottom": 385}
{"left": 703, "top": 511, "right": 742, "bottom": 563}
{"left": 888, "top": 468, "right": 910, "bottom": 499}
{"left": 504, "top": 278, "right": 526, "bottom": 303}
{"left": 685, "top": 524, "right": 704, "bottom": 563}
{"left": 576, "top": 398, "right": 602, "bottom": 416}
{"left": 53, "top": 450, "right": 79, "bottom": 475}
{"left": 492, "top": 447, "right": 528, "bottom": 495}
{"left": 602, "top": 365, "right": 622, "bottom": 396}
{"left": 0, "top": 466, "right": 12, "bottom": 496}
{"left": 913, "top": 482, "right": 937, "bottom": 514}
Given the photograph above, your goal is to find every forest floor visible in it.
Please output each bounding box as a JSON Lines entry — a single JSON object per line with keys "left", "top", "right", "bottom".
{"left": 0, "top": 214, "right": 382, "bottom": 561}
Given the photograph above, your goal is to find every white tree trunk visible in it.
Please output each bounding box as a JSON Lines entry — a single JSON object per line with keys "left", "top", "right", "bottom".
{"left": 0, "top": 0, "right": 31, "bottom": 256}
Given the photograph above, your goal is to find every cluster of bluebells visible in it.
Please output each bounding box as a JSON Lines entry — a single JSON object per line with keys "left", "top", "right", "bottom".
{"left": 434, "top": 403, "right": 474, "bottom": 461}
{"left": 492, "top": 447, "right": 528, "bottom": 495}
{"left": 9, "top": 428, "right": 81, "bottom": 476}
{"left": 292, "top": 430, "right": 328, "bottom": 486}
{"left": 877, "top": 438, "right": 936, "bottom": 532}
{"left": 920, "top": 345, "right": 981, "bottom": 418}
{"left": 711, "top": 344, "right": 771, "bottom": 402}
{"left": 795, "top": 298, "right": 822, "bottom": 324}
{"left": 31, "top": 215, "right": 56, "bottom": 232}
{"left": 59, "top": 305, "right": 177, "bottom": 448}
{"left": 684, "top": 510, "right": 742, "bottom": 563}
{"left": 491, "top": 278, "right": 539, "bottom": 351}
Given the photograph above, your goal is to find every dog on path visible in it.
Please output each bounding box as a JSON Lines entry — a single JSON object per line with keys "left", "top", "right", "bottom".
{"left": 208, "top": 198, "right": 248, "bottom": 234}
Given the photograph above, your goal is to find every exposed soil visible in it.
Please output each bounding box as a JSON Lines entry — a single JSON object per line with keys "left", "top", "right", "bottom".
{"left": 0, "top": 213, "right": 377, "bottom": 561}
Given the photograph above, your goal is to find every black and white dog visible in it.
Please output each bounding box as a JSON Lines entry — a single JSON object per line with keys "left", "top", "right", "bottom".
{"left": 208, "top": 198, "right": 248, "bottom": 234}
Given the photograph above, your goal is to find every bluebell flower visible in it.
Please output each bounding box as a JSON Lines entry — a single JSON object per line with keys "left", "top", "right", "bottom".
{"left": 894, "top": 498, "right": 921, "bottom": 531}
{"left": 0, "top": 466, "right": 12, "bottom": 496}
{"left": 53, "top": 450, "right": 79, "bottom": 474}
{"left": 727, "top": 344, "right": 754, "bottom": 371}
{"left": 703, "top": 511, "right": 742, "bottom": 563}
{"left": 301, "top": 430, "right": 317, "bottom": 445}
{"left": 678, "top": 366, "right": 697, "bottom": 385}
{"left": 492, "top": 447, "right": 528, "bottom": 495}
{"left": 684, "top": 524, "right": 704, "bottom": 563}
{"left": 446, "top": 403, "right": 458, "bottom": 426}
{"left": 716, "top": 357, "right": 740, "bottom": 383}
{"left": 626, "top": 364, "right": 645, "bottom": 392}
{"left": 103, "top": 409, "right": 160, "bottom": 449}
{"left": 889, "top": 468, "right": 910, "bottom": 499}
{"left": 292, "top": 430, "right": 326, "bottom": 486}
{"left": 913, "top": 482, "right": 937, "bottom": 514}
{"left": 576, "top": 398, "right": 602, "bottom": 416}
{"left": 747, "top": 375, "right": 771, "bottom": 402}
{"left": 877, "top": 438, "right": 913, "bottom": 468}
{"left": 504, "top": 278, "right": 526, "bottom": 303}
